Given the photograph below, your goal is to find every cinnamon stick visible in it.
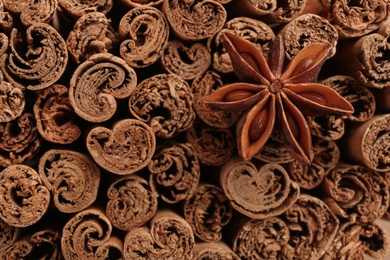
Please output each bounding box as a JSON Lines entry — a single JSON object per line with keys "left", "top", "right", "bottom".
{"left": 0, "top": 81, "right": 24, "bottom": 123}
{"left": 58, "top": 0, "right": 113, "bottom": 20}
{"left": 86, "top": 118, "right": 156, "bottom": 175}
{"left": 119, "top": 0, "right": 164, "bottom": 8}
{"left": 38, "top": 149, "right": 100, "bottom": 213}
{"left": 0, "top": 218, "right": 17, "bottom": 252}
{"left": 0, "top": 165, "right": 50, "bottom": 227}
{"left": 253, "top": 131, "right": 294, "bottom": 163}
{"left": 193, "top": 241, "right": 239, "bottom": 260}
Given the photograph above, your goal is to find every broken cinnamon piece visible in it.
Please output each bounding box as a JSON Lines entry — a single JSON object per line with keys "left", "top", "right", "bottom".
{"left": 160, "top": 40, "right": 211, "bottom": 80}
{"left": 342, "top": 114, "right": 390, "bottom": 172}
{"left": 186, "top": 119, "right": 235, "bottom": 166}
{"left": 33, "top": 84, "right": 81, "bottom": 144}
{"left": 66, "top": 12, "right": 118, "bottom": 64}
{"left": 123, "top": 210, "right": 195, "bottom": 259}
{"left": 118, "top": 6, "right": 169, "bottom": 68}
{"left": 3, "top": 0, "right": 58, "bottom": 26}
{"left": 58, "top": 0, "right": 113, "bottom": 20}
{"left": 106, "top": 174, "right": 158, "bottom": 231}
{"left": 208, "top": 17, "right": 274, "bottom": 74}
{"left": 0, "top": 81, "right": 24, "bottom": 123}
{"left": 0, "top": 219, "right": 17, "bottom": 252}
{"left": 220, "top": 156, "right": 300, "bottom": 219}
{"left": 183, "top": 184, "right": 233, "bottom": 242}
{"left": 288, "top": 138, "right": 340, "bottom": 189}
{"left": 38, "top": 149, "right": 100, "bottom": 213}
{"left": 0, "top": 112, "right": 41, "bottom": 167}
{"left": 61, "top": 207, "right": 123, "bottom": 260}
{"left": 128, "top": 73, "right": 195, "bottom": 138}
{"left": 86, "top": 118, "right": 156, "bottom": 175}
{"left": 193, "top": 241, "right": 240, "bottom": 260}
{"left": 321, "top": 164, "right": 389, "bottom": 223}
{"left": 147, "top": 141, "right": 200, "bottom": 204}
{"left": 0, "top": 165, "right": 50, "bottom": 227}
{"left": 280, "top": 13, "right": 338, "bottom": 60}
{"left": 192, "top": 70, "right": 241, "bottom": 128}
{"left": 162, "top": 0, "right": 226, "bottom": 41}
{"left": 0, "top": 23, "right": 68, "bottom": 91}
{"left": 69, "top": 53, "right": 137, "bottom": 123}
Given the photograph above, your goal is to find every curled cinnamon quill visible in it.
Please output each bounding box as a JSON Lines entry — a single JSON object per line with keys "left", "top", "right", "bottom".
{"left": 58, "top": 0, "right": 113, "bottom": 19}
{"left": 0, "top": 81, "right": 24, "bottom": 123}
{"left": 193, "top": 242, "right": 239, "bottom": 260}
{"left": 119, "top": 6, "right": 169, "bottom": 68}
{"left": 119, "top": 0, "right": 164, "bottom": 8}
{"left": 0, "top": 23, "right": 68, "bottom": 91}
{"left": 0, "top": 219, "right": 16, "bottom": 252}
{"left": 38, "top": 149, "right": 100, "bottom": 213}
{"left": 0, "top": 165, "right": 50, "bottom": 227}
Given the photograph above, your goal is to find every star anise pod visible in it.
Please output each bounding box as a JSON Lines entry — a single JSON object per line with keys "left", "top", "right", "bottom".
{"left": 203, "top": 32, "right": 354, "bottom": 164}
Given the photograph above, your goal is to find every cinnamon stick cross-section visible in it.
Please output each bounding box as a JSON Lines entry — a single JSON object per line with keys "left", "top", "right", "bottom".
{"left": 0, "top": 165, "right": 50, "bottom": 227}
{"left": 86, "top": 118, "right": 156, "bottom": 175}
{"left": 38, "top": 149, "right": 100, "bottom": 213}
{"left": 58, "top": 0, "right": 113, "bottom": 20}
{"left": 0, "top": 81, "right": 24, "bottom": 123}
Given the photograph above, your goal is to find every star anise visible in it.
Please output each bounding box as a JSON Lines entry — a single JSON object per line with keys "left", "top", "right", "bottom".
{"left": 203, "top": 32, "right": 354, "bottom": 164}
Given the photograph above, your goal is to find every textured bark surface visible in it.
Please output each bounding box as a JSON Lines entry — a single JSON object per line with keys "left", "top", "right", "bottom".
{"left": 193, "top": 242, "right": 240, "bottom": 260}
{"left": 0, "top": 81, "right": 24, "bottom": 123}
{"left": 58, "top": 0, "right": 113, "bottom": 19}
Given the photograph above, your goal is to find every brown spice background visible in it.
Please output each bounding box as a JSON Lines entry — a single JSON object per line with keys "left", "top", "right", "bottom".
{"left": 0, "top": 0, "right": 390, "bottom": 259}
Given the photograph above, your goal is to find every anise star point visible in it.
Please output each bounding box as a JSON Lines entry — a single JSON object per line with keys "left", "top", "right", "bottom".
{"left": 204, "top": 31, "right": 354, "bottom": 164}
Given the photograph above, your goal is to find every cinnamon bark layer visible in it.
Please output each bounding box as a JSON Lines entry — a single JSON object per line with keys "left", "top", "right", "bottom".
{"left": 129, "top": 73, "right": 195, "bottom": 138}
{"left": 220, "top": 156, "right": 300, "bottom": 219}
{"left": 119, "top": 0, "right": 164, "bottom": 8}
{"left": 307, "top": 115, "right": 345, "bottom": 141}
{"left": 0, "top": 32, "right": 9, "bottom": 57}
{"left": 0, "top": 113, "right": 41, "bottom": 167}
{"left": 106, "top": 174, "right": 158, "bottom": 231}
{"left": 33, "top": 84, "right": 81, "bottom": 144}
{"left": 184, "top": 184, "right": 233, "bottom": 242}
{"left": 69, "top": 53, "right": 137, "bottom": 122}
{"left": 160, "top": 40, "right": 211, "bottom": 80}
{"left": 118, "top": 6, "right": 169, "bottom": 68}
{"left": 162, "top": 0, "right": 226, "bottom": 40}
{"left": 38, "top": 149, "right": 100, "bottom": 213}
{"left": 0, "top": 165, "right": 50, "bottom": 227}
{"left": 123, "top": 210, "right": 195, "bottom": 259}
{"left": 193, "top": 242, "right": 240, "bottom": 260}
{"left": 147, "top": 141, "right": 200, "bottom": 204}
{"left": 186, "top": 120, "right": 235, "bottom": 166}
{"left": 67, "top": 12, "right": 118, "bottom": 64}
{"left": 0, "top": 81, "right": 24, "bottom": 123}
{"left": 253, "top": 131, "right": 294, "bottom": 163}
{"left": 86, "top": 118, "right": 156, "bottom": 175}
{"left": 0, "top": 219, "right": 16, "bottom": 252}
{"left": 343, "top": 114, "right": 390, "bottom": 172}
{"left": 288, "top": 138, "right": 340, "bottom": 189}
{"left": 3, "top": 0, "right": 58, "bottom": 26}
{"left": 61, "top": 208, "right": 123, "bottom": 260}
{"left": 0, "top": 23, "right": 68, "bottom": 91}
{"left": 58, "top": 0, "right": 113, "bottom": 19}
{"left": 321, "top": 164, "right": 389, "bottom": 223}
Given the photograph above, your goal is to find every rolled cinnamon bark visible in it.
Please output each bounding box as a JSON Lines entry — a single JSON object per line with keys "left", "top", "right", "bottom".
{"left": 0, "top": 219, "right": 17, "bottom": 252}
{"left": 0, "top": 165, "right": 50, "bottom": 227}
{"left": 86, "top": 118, "right": 156, "bottom": 175}
{"left": 220, "top": 156, "right": 300, "bottom": 219}
{"left": 69, "top": 53, "right": 137, "bottom": 123}
{"left": 322, "top": 220, "right": 390, "bottom": 260}
{"left": 307, "top": 115, "right": 345, "bottom": 141}
{"left": 0, "top": 32, "right": 9, "bottom": 57}
{"left": 186, "top": 119, "right": 235, "bottom": 166}
{"left": 160, "top": 40, "right": 211, "bottom": 80}
{"left": 0, "top": 23, "right": 68, "bottom": 91}
{"left": 118, "top": 6, "right": 169, "bottom": 68}
{"left": 288, "top": 138, "right": 340, "bottom": 190}
{"left": 38, "top": 149, "right": 100, "bottom": 213}
{"left": 372, "top": 86, "right": 390, "bottom": 112}
{"left": 328, "top": 0, "right": 390, "bottom": 39}
{"left": 0, "top": 81, "right": 24, "bottom": 123}
{"left": 128, "top": 73, "right": 195, "bottom": 138}
{"left": 193, "top": 242, "right": 239, "bottom": 260}
{"left": 0, "top": 113, "right": 41, "bottom": 167}
{"left": 192, "top": 70, "right": 241, "bottom": 128}
{"left": 384, "top": 171, "right": 390, "bottom": 220}
{"left": 208, "top": 17, "right": 274, "bottom": 74}
{"left": 0, "top": 230, "right": 61, "bottom": 260}
{"left": 280, "top": 13, "right": 338, "bottom": 60}
{"left": 119, "top": 0, "right": 164, "bottom": 8}
{"left": 61, "top": 208, "right": 123, "bottom": 260}
{"left": 0, "top": 6, "right": 13, "bottom": 33}
{"left": 162, "top": 0, "right": 226, "bottom": 41}
{"left": 66, "top": 12, "right": 118, "bottom": 64}
{"left": 33, "top": 84, "right": 81, "bottom": 144}
{"left": 123, "top": 210, "right": 195, "bottom": 259}
{"left": 321, "top": 164, "right": 389, "bottom": 223}
{"left": 183, "top": 184, "right": 233, "bottom": 242}
{"left": 106, "top": 174, "right": 158, "bottom": 231}
{"left": 3, "top": 0, "right": 58, "bottom": 26}
{"left": 253, "top": 131, "right": 294, "bottom": 163}
{"left": 58, "top": 0, "right": 113, "bottom": 20}
{"left": 332, "top": 33, "right": 390, "bottom": 89}
{"left": 147, "top": 141, "right": 200, "bottom": 204}
{"left": 342, "top": 114, "right": 390, "bottom": 172}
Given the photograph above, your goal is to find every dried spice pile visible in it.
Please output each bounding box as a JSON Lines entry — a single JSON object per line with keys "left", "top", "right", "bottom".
{"left": 0, "top": 0, "right": 390, "bottom": 259}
